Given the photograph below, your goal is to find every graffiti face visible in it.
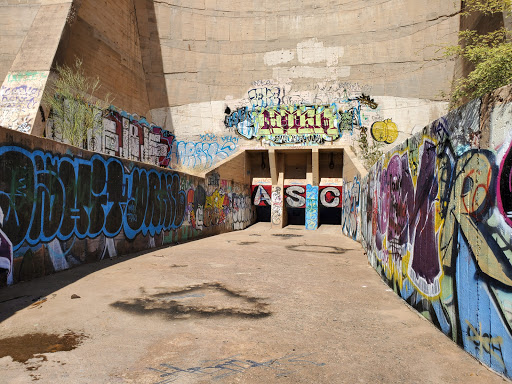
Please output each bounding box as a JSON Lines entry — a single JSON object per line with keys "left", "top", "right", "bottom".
{"left": 386, "top": 154, "right": 413, "bottom": 263}
{"left": 371, "top": 119, "right": 398, "bottom": 144}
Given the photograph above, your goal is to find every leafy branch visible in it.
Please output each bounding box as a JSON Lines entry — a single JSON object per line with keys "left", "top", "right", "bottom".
{"left": 42, "top": 58, "right": 113, "bottom": 147}
{"left": 443, "top": 1, "right": 512, "bottom": 108}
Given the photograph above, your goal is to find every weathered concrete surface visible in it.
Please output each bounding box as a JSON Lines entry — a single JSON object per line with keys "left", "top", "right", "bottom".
{"left": 0, "top": 223, "right": 508, "bottom": 383}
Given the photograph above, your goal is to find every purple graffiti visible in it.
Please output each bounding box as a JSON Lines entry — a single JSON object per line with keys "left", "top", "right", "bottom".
{"left": 386, "top": 154, "right": 414, "bottom": 263}
{"left": 408, "top": 141, "right": 440, "bottom": 295}
{"left": 497, "top": 141, "right": 512, "bottom": 227}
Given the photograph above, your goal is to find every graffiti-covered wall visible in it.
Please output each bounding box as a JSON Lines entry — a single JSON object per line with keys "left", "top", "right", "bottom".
{"left": 46, "top": 107, "right": 241, "bottom": 173}
{"left": 0, "top": 126, "right": 254, "bottom": 287}
{"left": 352, "top": 85, "right": 512, "bottom": 378}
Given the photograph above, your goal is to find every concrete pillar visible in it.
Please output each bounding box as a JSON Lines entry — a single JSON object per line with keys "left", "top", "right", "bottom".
{"left": 306, "top": 184, "right": 319, "bottom": 230}
{"left": 0, "top": 1, "right": 73, "bottom": 135}
{"left": 271, "top": 151, "right": 286, "bottom": 228}
{"left": 312, "top": 148, "right": 320, "bottom": 186}
{"left": 269, "top": 148, "right": 277, "bottom": 185}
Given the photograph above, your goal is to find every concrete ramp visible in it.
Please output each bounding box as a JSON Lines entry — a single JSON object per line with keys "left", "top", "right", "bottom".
{"left": 0, "top": 223, "right": 506, "bottom": 383}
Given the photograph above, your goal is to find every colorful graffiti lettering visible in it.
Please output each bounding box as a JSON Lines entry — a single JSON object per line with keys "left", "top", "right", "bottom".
{"left": 48, "top": 107, "right": 238, "bottom": 171}
{"left": 0, "top": 139, "right": 254, "bottom": 285}
{"left": 255, "top": 105, "right": 339, "bottom": 138}
{"left": 170, "top": 138, "right": 238, "bottom": 170}
{"left": 0, "top": 146, "right": 186, "bottom": 250}
{"left": 223, "top": 85, "right": 380, "bottom": 146}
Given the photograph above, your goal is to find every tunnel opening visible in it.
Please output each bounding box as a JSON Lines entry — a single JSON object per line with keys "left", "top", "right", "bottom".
{"left": 286, "top": 207, "right": 305, "bottom": 226}
{"left": 319, "top": 206, "right": 342, "bottom": 226}
{"left": 249, "top": 150, "right": 271, "bottom": 223}
{"left": 255, "top": 206, "right": 271, "bottom": 222}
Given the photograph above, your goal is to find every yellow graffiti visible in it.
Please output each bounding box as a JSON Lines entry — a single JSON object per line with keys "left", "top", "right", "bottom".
{"left": 371, "top": 119, "right": 398, "bottom": 144}
{"left": 206, "top": 190, "right": 225, "bottom": 210}
{"left": 466, "top": 320, "right": 505, "bottom": 367}
{"left": 255, "top": 105, "right": 339, "bottom": 138}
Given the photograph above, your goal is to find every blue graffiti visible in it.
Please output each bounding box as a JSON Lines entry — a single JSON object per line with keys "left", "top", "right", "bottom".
{"left": 305, "top": 185, "right": 318, "bottom": 230}
{"left": 0, "top": 146, "right": 186, "bottom": 251}
{"left": 169, "top": 137, "right": 238, "bottom": 169}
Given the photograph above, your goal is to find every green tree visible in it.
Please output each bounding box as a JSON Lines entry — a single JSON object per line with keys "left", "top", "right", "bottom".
{"left": 444, "top": 0, "right": 512, "bottom": 108}
{"left": 42, "top": 58, "right": 112, "bottom": 147}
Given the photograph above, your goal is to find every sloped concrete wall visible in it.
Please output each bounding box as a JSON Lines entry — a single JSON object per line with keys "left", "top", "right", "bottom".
{"left": 0, "top": 1, "right": 41, "bottom": 83}
{"left": 54, "top": 0, "right": 151, "bottom": 118}
{"left": 0, "top": 125, "right": 254, "bottom": 286}
{"left": 349, "top": 84, "right": 512, "bottom": 378}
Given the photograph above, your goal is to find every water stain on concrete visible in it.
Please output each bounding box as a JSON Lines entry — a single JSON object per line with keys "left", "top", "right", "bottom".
{"left": 272, "top": 234, "right": 303, "bottom": 238}
{"left": 111, "top": 282, "right": 271, "bottom": 320}
{"left": 286, "top": 244, "right": 349, "bottom": 254}
{"left": 0, "top": 332, "right": 87, "bottom": 366}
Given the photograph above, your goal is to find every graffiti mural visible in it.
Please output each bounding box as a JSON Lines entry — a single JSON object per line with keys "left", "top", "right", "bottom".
{"left": 342, "top": 177, "right": 360, "bottom": 240}
{"left": 305, "top": 185, "right": 319, "bottom": 230}
{"left": 271, "top": 186, "right": 283, "bottom": 226}
{"left": 224, "top": 84, "right": 383, "bottom": 146}
{"left": 48, "top": 107, "right": 239, "bottom": 171}
{"left": 0, "top": 135, "right": 254, "bottom": 285}
{"left": 169, "top": 136, "right": 238, "bottom": 170}
{"left": 357, "top": 96, "right": 512, "bottom": 378}
{"left": 0, "top": 71, "right": 49, "bottom": 133}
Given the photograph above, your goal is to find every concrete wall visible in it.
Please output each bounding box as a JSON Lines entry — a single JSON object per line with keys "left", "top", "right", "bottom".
{"left": 0, "top": 125, "right": 254, "bottom": 287}
{"left": 348, "top": 83, "right": 512, "bottom": 378}
{"left": 54, "top": 0, "right": 151, "bottom": 118}
{"left": 0, "top": 1, "right": 41, "bottom": 83}
{"left": 0, "top": 0, "right": 72, "bottom": 134}
{"left": 0, "top": 1, "right": 462, "bottom": 176}
{"left": 150, "top": 0, "right": 459, "bottom": 107}
{"left": 148, "top": 0, "right": 459, "bottom": 145}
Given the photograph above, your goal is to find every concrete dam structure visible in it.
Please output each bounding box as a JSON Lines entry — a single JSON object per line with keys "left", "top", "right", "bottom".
{"left": 1, "top": 0, "right": 512, "bottom": 381}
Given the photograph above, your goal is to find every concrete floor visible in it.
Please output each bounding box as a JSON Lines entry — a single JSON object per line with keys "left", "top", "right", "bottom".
{"left": 0, "top": 223, "right": 508, "bottom": 383}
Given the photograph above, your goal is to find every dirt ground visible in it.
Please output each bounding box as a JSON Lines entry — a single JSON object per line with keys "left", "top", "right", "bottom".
{"left": 0, "top": 223, "right": 508, "bottom": 383}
